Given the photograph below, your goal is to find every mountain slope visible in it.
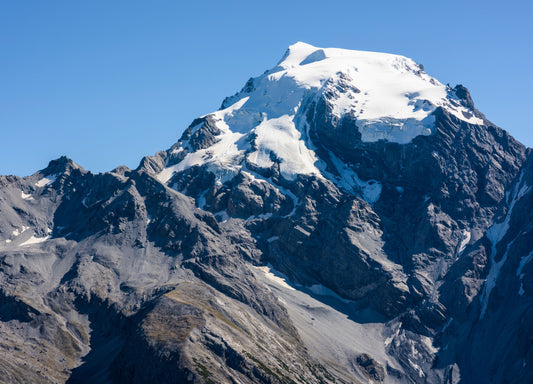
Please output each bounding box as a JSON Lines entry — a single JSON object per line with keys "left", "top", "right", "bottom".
{"left": 0, "top": 43, "right": 531, "bottom": 383}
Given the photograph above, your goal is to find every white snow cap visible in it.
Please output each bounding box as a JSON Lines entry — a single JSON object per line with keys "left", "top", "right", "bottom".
{"left": 269, "top": 42, "right": 482, "bottom": 140}
{"left": 160, "top": 42, "right": 482, "bottom": 186}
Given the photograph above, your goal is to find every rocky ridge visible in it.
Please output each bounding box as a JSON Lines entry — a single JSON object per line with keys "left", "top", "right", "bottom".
{"left": 0, "top": 43, "right": 531, "bottom": 383}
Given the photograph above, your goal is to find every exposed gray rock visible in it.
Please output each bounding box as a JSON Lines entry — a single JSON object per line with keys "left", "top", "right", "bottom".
{"left": 1, "top": 44, "right": 532, "bottom": 384}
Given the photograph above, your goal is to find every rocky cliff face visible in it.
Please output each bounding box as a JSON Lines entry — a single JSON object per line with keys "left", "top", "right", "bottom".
{"left": 0, "top": 43, "right": 531, "bottom": 383}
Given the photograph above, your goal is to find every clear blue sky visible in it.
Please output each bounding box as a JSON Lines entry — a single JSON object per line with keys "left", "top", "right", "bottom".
{"left": 1, "top": 1, "right": 532, "bottom": 176}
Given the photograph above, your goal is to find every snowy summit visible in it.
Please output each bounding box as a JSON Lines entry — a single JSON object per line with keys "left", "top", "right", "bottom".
{"left": 159, "top": 42, "right": 483, "bottom": 185}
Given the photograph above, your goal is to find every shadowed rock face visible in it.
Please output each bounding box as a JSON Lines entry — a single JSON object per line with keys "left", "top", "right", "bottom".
{"left": 1, "top": 44, "right": 532, "bottom": 384}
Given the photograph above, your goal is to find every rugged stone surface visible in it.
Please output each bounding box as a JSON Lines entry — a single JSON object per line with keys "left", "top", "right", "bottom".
{"left": 0, "top": 44, "right": 532, "bottom": 383}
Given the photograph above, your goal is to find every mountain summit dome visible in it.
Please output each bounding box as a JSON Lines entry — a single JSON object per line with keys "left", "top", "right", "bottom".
{"left": 222, "top": 41, "right": 483, "bottom": 138}
{"left": 156, "top": 43, "right": 483, "bottom": 200}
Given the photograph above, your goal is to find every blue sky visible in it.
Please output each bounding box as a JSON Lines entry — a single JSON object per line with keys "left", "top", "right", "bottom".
{"left": 2, "top": 1, "right": 532, "bottom": 176}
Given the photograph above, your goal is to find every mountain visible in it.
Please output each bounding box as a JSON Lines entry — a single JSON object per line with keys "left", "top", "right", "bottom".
{"left": 0, "top": 42, "right": 531, "bottom": 384}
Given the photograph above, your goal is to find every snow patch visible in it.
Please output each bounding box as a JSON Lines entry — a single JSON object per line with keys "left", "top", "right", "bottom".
{"left": 81, "top": 190, "right": 93, "bottom": 208}
{"left": 357, "top": 115, "right": 435, "bottom": 144}
{"left": 481, "top": 171, "right": 530, "bottom": 317}
{"left": 420, "top": 335, "right": 438, "bottom": 355}
{"left": 384, "top": 326, "right": 401, "bottom": 347}
{"left": 35, "top": 175, "right": 57, "bottom": 187}
{"left": 458, "top": 229, "right": 471, "bottom": 256}
{"left": 19, "top": 235, "right": 50, "bottom": 246}
{"left": 480, "top": 240, "right": 512, "bottom": 318}
{"left": 248, "top": 114, "right": 321, "bottom": 180}
{"left": 246, "top": 212, "right": 273, "bottom": 221}
{"left": 157, "top": 99, "right": 251, "bottom": 185}
{"left": 254, "top": 265, "right": 295, "bottom": 291}
{"left": 324, "top": 150, "right": 382, "bottom": 204}
{"left": 11, "top": 226, "right": 30, "bottom": 237}
{"left": 21, "top": 191, "right": 33, "bottom": 200}
{"left": 408, "top": 358, "right": 425, "bottom": 377}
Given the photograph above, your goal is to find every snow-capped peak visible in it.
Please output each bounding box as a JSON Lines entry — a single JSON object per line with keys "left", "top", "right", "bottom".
{"left": 270, "top": 42, "right": 482, "bottom": 127}
{"left": 158, "top": 43, "right": 483, "bottom": 193}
